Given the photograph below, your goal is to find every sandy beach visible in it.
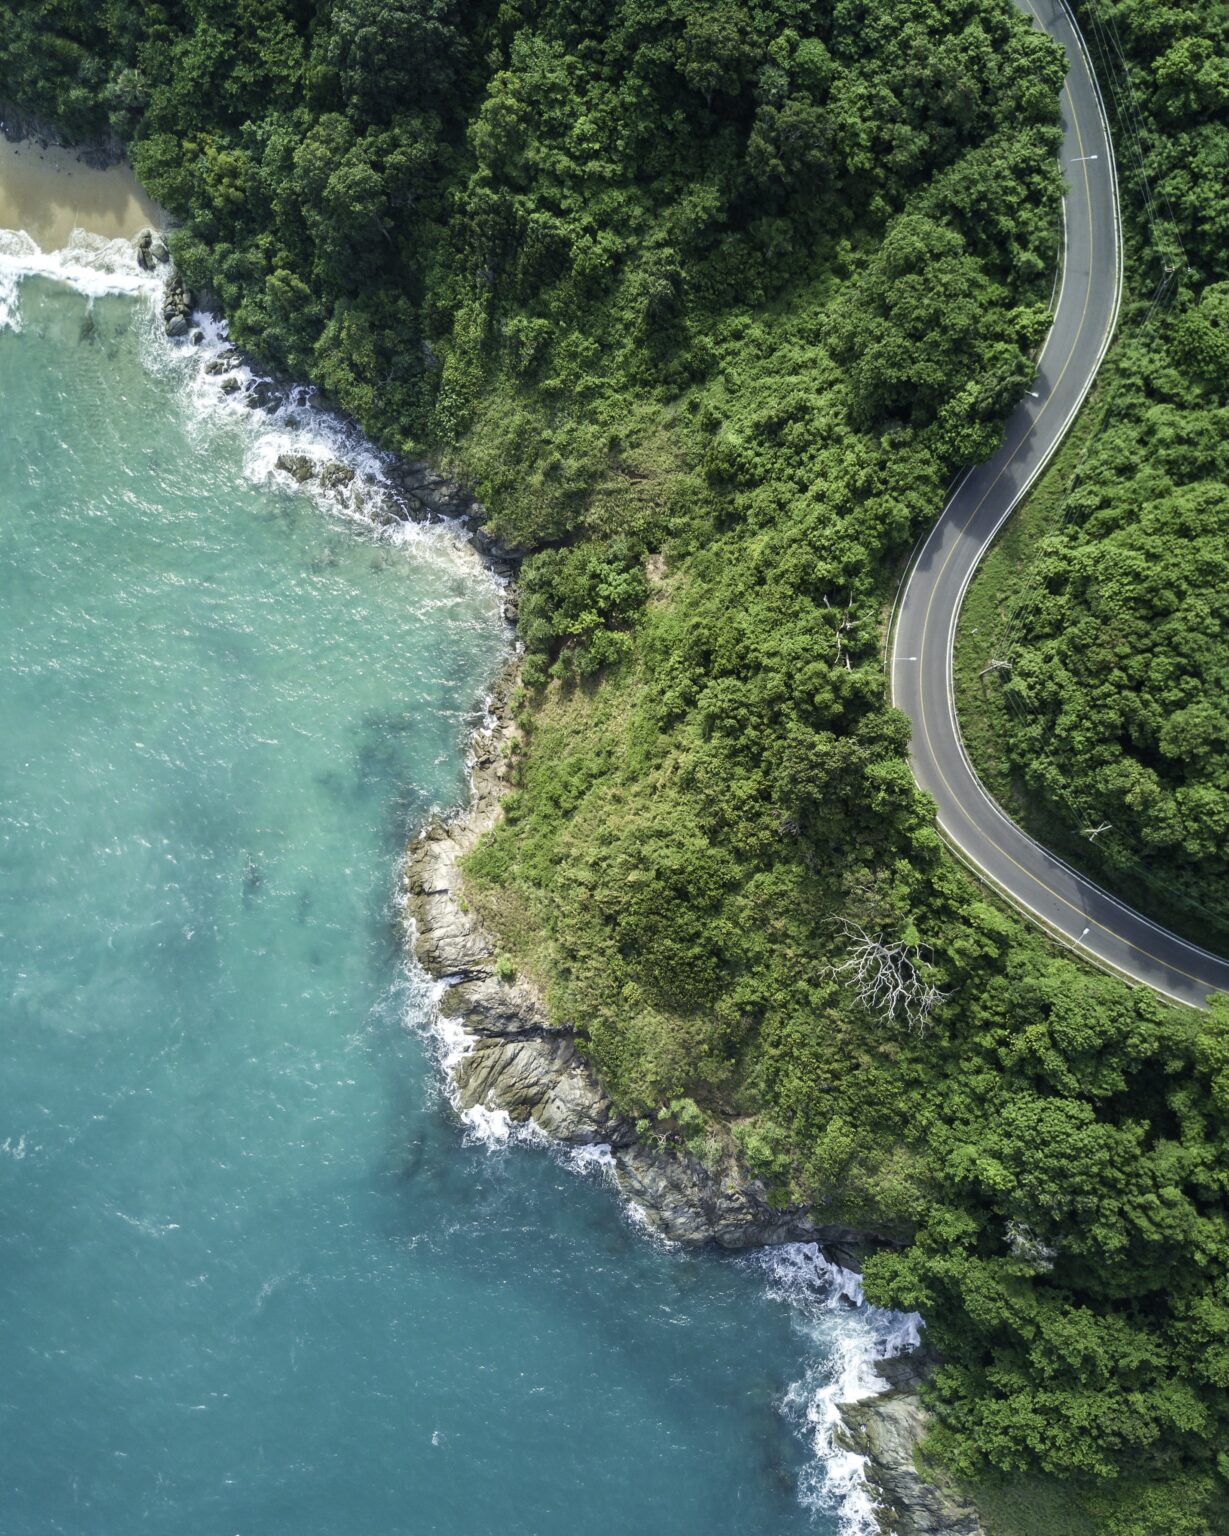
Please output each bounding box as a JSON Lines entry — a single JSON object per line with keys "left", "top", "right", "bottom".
{"left": 0, "top": 137, "right": 162, "bottom": 247}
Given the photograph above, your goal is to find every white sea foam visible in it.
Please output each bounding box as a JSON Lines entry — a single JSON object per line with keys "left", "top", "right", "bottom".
{"left": 113, "top": 1209, "right": 182, "bottom": 1239}
{"left": 397, "top": 952, "right": 546, "bottom": 1151}
{"left": 750, "top": 1242, "right": 922, "bottom": 1535}
{"left": 460, "top": 1102, "right": 551, "bottom": 1150}
{"left": 403, "top": 924, "right": 920, "bottom": 1527}
{"left": 0, "top": 227, "right": 152, "bottom": 332}
{"left": 0, "top": 224, "right": 502, "bottom": 594}
{"left": 564, "top": 1141, "right": 616, "bottom": 1178}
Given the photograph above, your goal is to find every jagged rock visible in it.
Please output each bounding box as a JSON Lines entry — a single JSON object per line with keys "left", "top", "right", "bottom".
{"left": 205, "top": 351, "right": 240, "bottom": 376}
{"left": 244, "top": 379, "right": 284, "bottom": 412}
{"left": 454, "top": 1033, "right": 623, "bottom": 1144}
{"left": 472, "top": 524, "right": 533, "bottom": 563}
{"left": 162, "top": 270, "right": 194, "bottom": 337}
{"left": 319, "top": 461, "right": 356, "bottom": 493}
{"left": 612, "top": 1142, "right": 883, "bottom": 1255}
{"left": 191, "top": 329, "right": 204, "bottom": 345}
{"left": 386, "top": 460, "right": 486, "bottom": 526}
{"left": 439, "top": 973, "right": 553, "bottom": 1038}
{"left": 400, "top": 576, "right": 939, "bottom": 1534}
{"left": 135, "top": 228, "right": 171, "bottom": 270}
{"left": 275, "top": 452, "right": 316, "bottom": 483}
{"left": 162, "top": 275, "right": 192, "bottom": 316}
{"left": 220, "top": 376, "right": 241, "bottom": 395}
{"left": 838, "top": 1380, "right": 985, "bottom": 1536}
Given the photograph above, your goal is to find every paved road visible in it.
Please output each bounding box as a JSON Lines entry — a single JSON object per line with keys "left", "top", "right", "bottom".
{"left": 891, "top": 0, "right": 1229, "bottom": 1009}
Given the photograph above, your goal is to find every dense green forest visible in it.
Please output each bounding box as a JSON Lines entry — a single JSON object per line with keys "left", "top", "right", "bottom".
{"left": 3, "top": 1, "right": 1228, "bottom": 1531}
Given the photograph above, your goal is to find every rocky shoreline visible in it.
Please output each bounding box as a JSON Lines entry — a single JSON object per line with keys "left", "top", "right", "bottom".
{"left": 401, "top": 654, "right": 987, "bottom": 1536}
{"left": 838, "top": 1354, "right": 987, "bottom": 1535}
{"left": 402, "top": 661, "right": 874, "bottom": 1254}
{"left": 141, "top": 227, "right": 983, "bottom": 1536}
{"left": 148, "top": 257, "right": 529, "bottom": 575}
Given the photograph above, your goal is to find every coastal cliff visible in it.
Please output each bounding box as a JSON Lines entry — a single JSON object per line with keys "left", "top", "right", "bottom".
{"left": 838, "top": 1355, "right": 986, "bottom": 1536}
{"left": 403, "top": 660, "right": 853, "bottom": 1253}
{"left": 128, "top": 237, "right": 984, "bottom": 1536}
{"left": 402, "top": 652, "right": 986, "bottom": 1536}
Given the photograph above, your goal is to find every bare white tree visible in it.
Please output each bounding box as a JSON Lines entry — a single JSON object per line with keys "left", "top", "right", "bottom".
{"left": 1005, "top": 1220, "right": 1057, "bottom": 1274}
{"left": 825, "top": 919, "right": 947, "bottom": 1034}
{"left": 823, "top": 594, "right": 855, "bottom": 671}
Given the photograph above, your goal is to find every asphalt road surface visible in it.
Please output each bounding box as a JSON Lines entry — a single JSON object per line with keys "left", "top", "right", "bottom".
{"left": 890, "top": 0, "right": 1229, "bottom": 1009}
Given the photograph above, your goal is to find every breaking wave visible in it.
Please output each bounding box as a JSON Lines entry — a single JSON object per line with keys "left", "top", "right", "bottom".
{"left": 0, "top": 223, "right": 497, "bottom": 588}
{"left": 0, "top": 227, "right": 152, "bottom": 332}
{"left": 751, "top": 1242, "right": 923, "bottom": 1534}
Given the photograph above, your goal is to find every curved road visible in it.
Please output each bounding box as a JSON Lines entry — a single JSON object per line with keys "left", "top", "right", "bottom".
{"left": 891, "top": 0, "right": 1229, "bottom": 1009}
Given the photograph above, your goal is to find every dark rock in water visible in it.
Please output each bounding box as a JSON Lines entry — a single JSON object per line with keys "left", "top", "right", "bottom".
{"left": 380, "top": 489, "right": 415, "bottom": 522}
{"left": 275, "top": 452, "right": 316, "bottom": 483}
{"left": 79, "top": 312, "right": 98, "bottom": 346}
{"left": 220, "top": 376, "right": 241, "bottom": 395}
{"left": 386, "top": 460, "right": 485, "bottom": 525}
{"left": 244, "top": 379, "right": 284, "bottom": 412}
{"left": 162, "top": 269, "right": 195, "bottom": 339}
{"left": 135, "top": 229, "right": 170, "bottom": 270}
{"left": 319, "top": 461, "right": 356, "bottom": 493}
{"left": 205, "top": 351, "right": 240, "bottom": 376}
{"left": 191, "top": 329, "right": 204, "bottom": 345}
{"left": 161, "top": 270, "right": 194, "bottom": 338}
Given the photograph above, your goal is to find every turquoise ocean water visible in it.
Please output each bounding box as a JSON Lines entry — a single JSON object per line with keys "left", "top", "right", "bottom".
{"left": 0, "top": 237, "right": 911, "bottom": 1536}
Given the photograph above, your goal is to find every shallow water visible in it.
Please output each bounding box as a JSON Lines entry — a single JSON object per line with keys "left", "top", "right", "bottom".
{"left": 0, "top": 263, "right": 909, "bottom": 1535}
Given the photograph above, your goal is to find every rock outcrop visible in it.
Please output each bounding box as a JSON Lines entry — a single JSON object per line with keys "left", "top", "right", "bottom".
{"left": 383, "top": 461, "right": 533, "bottom": 563}
{"left": 133, "top": 225, "right": 975, "bottom": 1536}
{"left": 401, "top": 649, "right": 971, "bottom": 1534}
{"left": 402, "top": 662, "right": 896, "bottom": 1259}
{"left": 838, "top": 1355, "right": 986, "bottom": 1536}
{"left": 162, "top": 269, "right": 193, "bottom": 338}
{"left": 135, "top": 228, "right": 170, "bottom": 271}
{"left": 275, "top": 452, "right": 317, "bottom": 483}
